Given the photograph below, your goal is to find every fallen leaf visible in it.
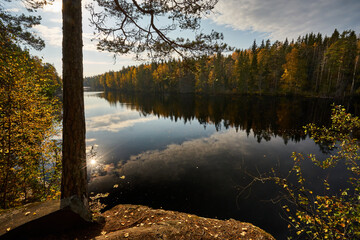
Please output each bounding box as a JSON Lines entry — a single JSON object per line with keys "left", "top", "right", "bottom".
{"left": 6, "top": 227, "right": 11, "bottom": 232}
{"left": 25, "top": 212, "right": 30, "bottom": 216}
{"left": 124, "top": 233, "right": 129, "bottom": 238}
{"left": 113, "top": 184, "right": 119, "bottom": 188}
{"left": 120, "top": 175, "right": 126, "bottom": 179}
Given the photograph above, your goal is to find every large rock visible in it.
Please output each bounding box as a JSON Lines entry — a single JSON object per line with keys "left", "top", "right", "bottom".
{"left": 0, "top": 196, "right": 92, "bottom": 239}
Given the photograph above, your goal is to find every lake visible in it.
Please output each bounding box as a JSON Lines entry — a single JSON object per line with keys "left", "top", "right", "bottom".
{"left": 85, "top": 91, "right": 359, "bottom": 239}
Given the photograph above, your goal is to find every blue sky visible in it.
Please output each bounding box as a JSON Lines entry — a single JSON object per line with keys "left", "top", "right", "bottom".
{"left": 7, "top": 0, "right": 360, "bottom": 77}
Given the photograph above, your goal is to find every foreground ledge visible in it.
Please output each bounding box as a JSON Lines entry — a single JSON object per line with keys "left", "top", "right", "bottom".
{"left": 96, "top": 204, "right": 275, "bottom": 240}
{"left": 0, "top": 196, "right": 92, "bottom": 239}
{"left": 0, "top": 202, "right": 275, "bottom": 239}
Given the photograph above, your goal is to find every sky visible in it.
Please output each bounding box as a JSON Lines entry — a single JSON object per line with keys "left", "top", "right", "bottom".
{"left": 7, "top": 0, "right": 360, "bottom": 77}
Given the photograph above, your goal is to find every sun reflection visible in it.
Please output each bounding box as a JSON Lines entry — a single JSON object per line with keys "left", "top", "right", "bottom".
{"left": 90, "top": 159, "right": 97, "bottom": 165}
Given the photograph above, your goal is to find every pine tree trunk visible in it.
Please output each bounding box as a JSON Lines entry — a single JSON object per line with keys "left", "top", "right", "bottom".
{"left": 315, "top": 52, "right": 323, "bottom": 93}
{"left": 336, "top": 64, "right": 341, "bottom": 89}
{"left": 274, "top": 71, "right": 278, "bottom": 92}
{"left": 351, "top": 55, "right": 359, "bottom": 95}
{"left": 61, "top": 0, "right": 88, "bottom": 207}
{"left": 327, "top": 67, "right": 332, "bottom": 95}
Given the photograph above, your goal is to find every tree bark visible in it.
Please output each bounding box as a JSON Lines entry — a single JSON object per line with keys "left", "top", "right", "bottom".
{"left": 351, "top": 55, "right": 359, "bottom": 95}
{"left": 61, "top": 0, "right": 88, "bottom": 207}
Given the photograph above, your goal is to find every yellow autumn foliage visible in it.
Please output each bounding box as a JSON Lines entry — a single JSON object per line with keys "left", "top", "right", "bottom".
{"left": 0, "top": 32, "right": 61, "bottom": 209}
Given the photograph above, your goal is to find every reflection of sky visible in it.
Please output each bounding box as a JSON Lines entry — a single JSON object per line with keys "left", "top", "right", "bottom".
{"left": 90, "top": 128, "right": 323, "bottom": 187}
{"left": 87, "top": 111, "right": 157, "bottom": 132}
{"left": 88, "top": 125, "right": 330, "bottom": 239}
{"left": 85, "top": 92, "right": 158, "bottom": 134}
{"left": 84, "top": 92, "right": 219, "bottom": 163}
{"left": 84, "top": 91, "right": 322, "bottom": 180}
{"left": 84, "top": 92, "right": 341, "bottom": 239}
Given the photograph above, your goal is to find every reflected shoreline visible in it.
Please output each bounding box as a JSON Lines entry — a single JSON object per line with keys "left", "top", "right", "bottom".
{"left": 98, "top": 91, "right": 351, "bottom": 143}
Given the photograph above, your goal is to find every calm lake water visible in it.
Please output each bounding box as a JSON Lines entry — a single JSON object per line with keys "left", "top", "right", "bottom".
{"left": 85, "top": 91, "right": 359, "bottom": 239}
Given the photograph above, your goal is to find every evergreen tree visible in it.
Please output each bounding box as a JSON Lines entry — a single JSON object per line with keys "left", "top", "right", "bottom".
{"left": 0, "top": 0, "right": 50, "bottom": 50}
{"left": 85, "top": 29, "right": 359, "bottom": 97}
{"left": 250, "top": 40, "right": 258, "bottom": 92}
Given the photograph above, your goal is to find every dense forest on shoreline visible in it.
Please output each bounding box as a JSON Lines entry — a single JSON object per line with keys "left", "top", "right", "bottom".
{"left": 85, "top": 29, "right": 360, "bottom": 97}
{"left": 0, "top": 32, "right": 62, "bottom": 208}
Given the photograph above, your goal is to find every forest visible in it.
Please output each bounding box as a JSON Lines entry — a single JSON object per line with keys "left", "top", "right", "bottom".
{"left": 0, "top": 31, "right": 62, "bottom": 208}
{"left": 1, "top": 0, "right": 360, "bottom": 235}
{"left": 85, "top": 29, "right": 360, "bottom": 97}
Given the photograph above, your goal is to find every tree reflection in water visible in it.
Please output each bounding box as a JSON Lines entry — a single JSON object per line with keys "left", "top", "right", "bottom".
{"left": 86, "top": 91, "right": 359, "bottom": 239}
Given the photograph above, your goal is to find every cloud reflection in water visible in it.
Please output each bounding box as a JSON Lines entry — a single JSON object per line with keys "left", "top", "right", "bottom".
{"left": 89, "top": 128, "right": 300, "bottom": 191}
{"left": 87, "top": 111, "right": 157, "bottom": 132}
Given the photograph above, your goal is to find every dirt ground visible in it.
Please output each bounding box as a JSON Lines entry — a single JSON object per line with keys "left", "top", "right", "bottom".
{"left": 38, "top": 204, "right": 275, "bottom": 240}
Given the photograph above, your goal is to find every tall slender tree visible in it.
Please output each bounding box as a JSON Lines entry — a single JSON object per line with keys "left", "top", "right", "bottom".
{"left": 61, "top": 0, "right": 89, "bottom": 215}
{"left": 62, "top": 0, "right": 227, "bottom": 212}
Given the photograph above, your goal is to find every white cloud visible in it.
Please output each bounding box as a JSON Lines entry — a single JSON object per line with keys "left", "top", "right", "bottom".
{"left": 210, "top": 0, "right": 360, "bottom": 41}
{"left": 33, "top": 25, "right": 62, "bottom": 47}
{"left": 6, "top": 8, "right": 20, "bottom": 12}
{"left": 87, "top": 111, "right": 157, "bottom": 132}
{"left": 84, "top": 60, "right": 112, "bottom": 65}
{"left": 50, "top": 18, "right": 62, "bottom": 23}
{"left": 33, "top": 25, "right": 109, "bottom": 55}
{"left": 42, "top": 0, "right": 62, "bottom": 13}
{"left": 32, "top": 25, "right": 103, "bottom": 53}
{"left": 86, "top": 138, "right": 97, "bottom": 143}
{"left": 83, "top": 33, "right": 99, "bottom": 52}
